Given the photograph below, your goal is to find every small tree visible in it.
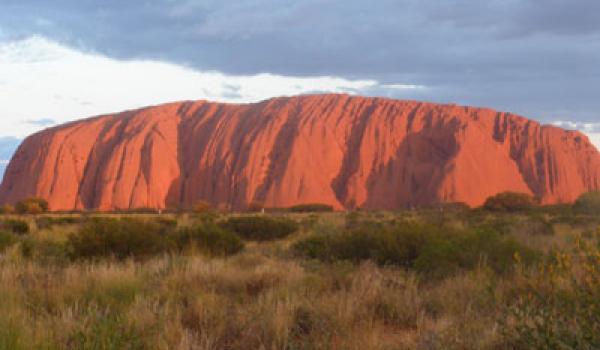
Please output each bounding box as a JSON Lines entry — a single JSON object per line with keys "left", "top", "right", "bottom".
{"left": 483, "top": 192, "right": 538, "bottom": 212}
{"left": 573, "top": 191, "right": 600, "bottom": 215}
{"left": 15, "top": 198, "right": 49, "bottom": 214}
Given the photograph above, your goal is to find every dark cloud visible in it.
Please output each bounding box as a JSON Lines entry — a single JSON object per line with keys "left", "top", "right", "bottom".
{"left": 1, "top": 0, "right": 599, "bottom": 123}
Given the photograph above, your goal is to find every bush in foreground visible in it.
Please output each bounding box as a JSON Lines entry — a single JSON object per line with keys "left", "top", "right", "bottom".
{"left": 502, "top": 237, "right": 600, "bottom": 348}
{"left": 220, "top": 216, "right": 299, "bottom": 241}
{"left": 293, "top": 222, "right": 538, "bottom": 277}
{"left": 293, "top": 223, "right": 431, "bottom": 267}
{"left": 516, "top": 213, "right": 555, "bottom": 236}
{"left": 68, "top": 218, "right": 172, "bottom": 261}
{"left": 67, "top": 217, "right": 242, "bottom": 261}
{"left": 0, "top": 219, "right": 29, "bottom": 235}
{"left": 173, "top": 224, "right": 244, "bottom": 256}
{"left": 20, "top": 238, "right": 69, "bottom": 264}
{"left": 414, "top": 230, "right": 538, "bottom": 277}
{"left": 0, "top": 231, "right": 18, "bottom": 253}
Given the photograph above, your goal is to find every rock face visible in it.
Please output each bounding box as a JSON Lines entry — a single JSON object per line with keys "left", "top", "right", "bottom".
{"left": 1, "top": 94, "right": 599, "bottom": 211}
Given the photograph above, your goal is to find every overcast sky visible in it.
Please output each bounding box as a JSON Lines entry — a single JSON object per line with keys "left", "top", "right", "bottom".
{"left": 0, "top": 0, "right": 599, "bottom": 155}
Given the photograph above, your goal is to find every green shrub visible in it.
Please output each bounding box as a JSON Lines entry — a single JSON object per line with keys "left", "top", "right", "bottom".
{"left": 172, "top": 224, "right": 244, "bottom": 256}
{"left": 153, "top": 217, "right": 178, "bottom": 230}
{"left": 483, "top": 192, "right": 538, "bottom": 212}
{"left": 472, "top": 216, "right": 515, "bottom": 235}
{"left": 0, "top": 231, "right": 17, "bottom": 253}
{"left": 573, "top": 191, "right": 600, "bottom": 215}
{"left": 549, "top": 211, "right": 600, "bottom": 228}
{"left": 19, "top": 237, "right": 69, "bottom": 264}
{"left": 68, "top": 218, "right": 172, "bottom": 261}
{"left": 0, "top": 219, "right": 29, "bottom": 235}
{"left": 299, "top": 214, "right": 321, "bottom": 230}
{"left": 294, "top": 222, "right": 538, "bottom": 278}
{"left": 516, "top": 214, "right": 555, "bottom": 236}
{"left": 220, "top": 216, "right": 299, "bottom": 241}
{"left": 414, "top": 229, "right": 538, "bottom": 278}
{"left": 288, "top": 204, "right": 334, "bottom": 213}
{"left": 534, "top": 204, "right": 573, "bottom": 217}
{"left": 502, "top": 241, "right": 600, "bottom": 348}
{"left": 344, "top": 211, "right": 361, "bottom": 229}
{"left": 293, "top": 223, "right": 432, "bottom": 267}
{"left": 193, "top": 211, "right": 220, "bottom": 225}
{"left": 292, "top": 235, "right": 336, "bottom": 261}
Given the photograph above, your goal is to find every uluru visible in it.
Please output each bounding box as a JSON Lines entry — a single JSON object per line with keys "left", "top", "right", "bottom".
{"left": 1, "top": 94, "right": 599, "bottom": 211}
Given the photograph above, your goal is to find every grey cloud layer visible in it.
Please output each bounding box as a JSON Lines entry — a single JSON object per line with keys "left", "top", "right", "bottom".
{"left": 1, "top": 0, "right": 599, "bottom": 123}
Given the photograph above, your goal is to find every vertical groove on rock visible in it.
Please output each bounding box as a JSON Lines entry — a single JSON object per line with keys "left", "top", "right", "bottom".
{"left": 49, "top": 123, "right": 86, "bottom": 197}
{"left": 253, "top": 99, "right": 303, "bottom": 205}
{"left": 331, "top": 98, "right": 378, "bottom": 208}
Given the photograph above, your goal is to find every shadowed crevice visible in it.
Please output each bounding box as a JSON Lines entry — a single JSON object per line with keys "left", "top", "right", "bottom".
{"left": 76, "top": 112, "right": 136, "bottom": 209}
{"left": 331, "top": 99, "right": 378, "bottom": 208}
{"left": 252, "top": 101, "right": 303, "bottom": 205}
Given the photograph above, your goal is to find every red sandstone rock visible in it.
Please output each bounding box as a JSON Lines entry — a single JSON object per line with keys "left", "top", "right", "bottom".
{"left": 1, "top": 94, "right": 599, "bottom": 211}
